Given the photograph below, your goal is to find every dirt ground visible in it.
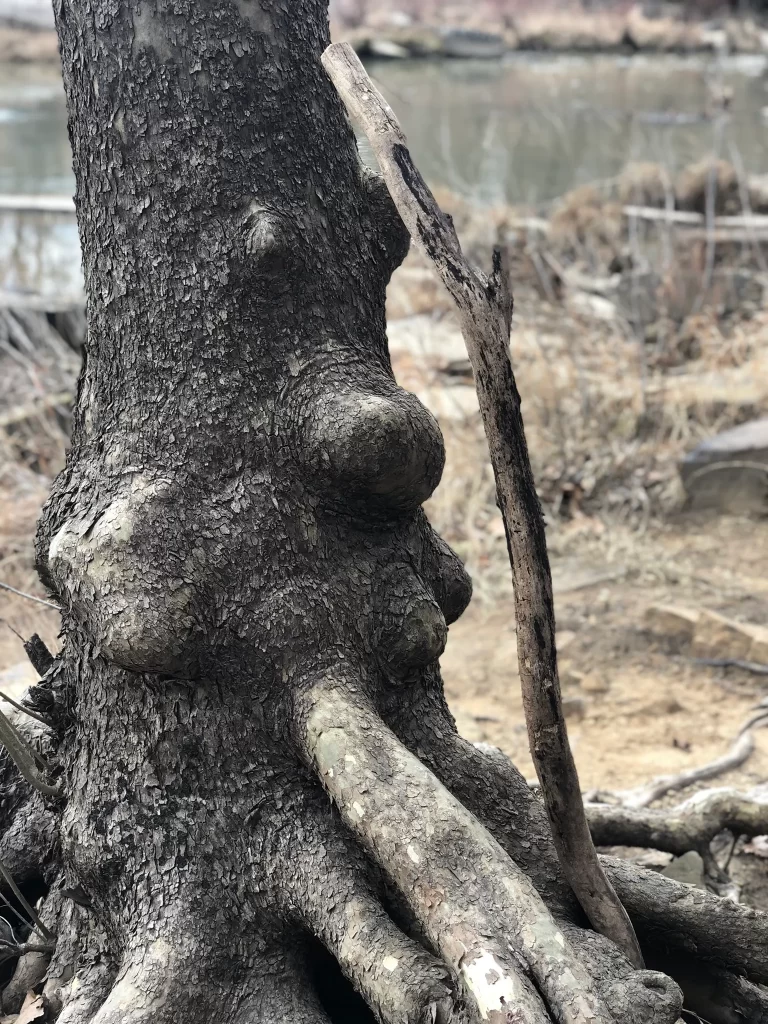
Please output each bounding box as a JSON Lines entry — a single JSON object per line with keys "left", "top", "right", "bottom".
{"left": 441, "top": 514, "right": 768, "bottom": 793}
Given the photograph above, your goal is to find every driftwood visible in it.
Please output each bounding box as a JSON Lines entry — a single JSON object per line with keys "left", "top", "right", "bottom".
{"left": 322, "top": 40, "right": 643, "bottom": 968}
{"left": 602, "top": 730, "right": 756, "bottom": 810}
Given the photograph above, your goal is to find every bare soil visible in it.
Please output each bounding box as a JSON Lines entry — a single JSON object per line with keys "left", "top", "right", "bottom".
{"left": 441, "top": 514, "right": 768, "bottom": 794}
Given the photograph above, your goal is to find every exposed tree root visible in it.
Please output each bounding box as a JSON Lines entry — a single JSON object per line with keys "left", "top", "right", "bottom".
{"left": 586, "top": 785, "right": 768, "bottom": 858}
{"left": 646, "top": 950, "right": 768, "bottom": 1024}
{"left": 389, "top": 709, "right": 768, "bottom": 1019}
{"left": 300, "top": 678, "right": 681, "bottom": 1024}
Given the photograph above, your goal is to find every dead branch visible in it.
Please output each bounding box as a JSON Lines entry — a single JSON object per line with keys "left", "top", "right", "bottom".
{"left": 611, "top": 731, "right": 755, "bottom": 810}
{"left": 0, "top": 692, "right": 51, "bottom": 730}
{"left": 0, "top": 582, "right": 59, "bottom": 612}
{"left": 322, "top": 40, "right": 643, "bottom": 969}
{"left": 0, "top": 860, "right": 53, "bottom": 942}
{"left": 693, "top": 656, "right": 768, "bottom": 676}
{"left": 586, "top": 785, "right": 768, "bottom": 857}
{"left": 0, "top": 710, "right": 59, "bottom": 799}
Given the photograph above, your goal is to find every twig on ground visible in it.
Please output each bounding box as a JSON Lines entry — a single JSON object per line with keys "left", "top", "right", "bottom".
{"left": 22, "top": 635, "right": 54, "bottom": 677}
{"left": 0, "top": 581, "right": 59, "bottom": 612}
{"left": 603, "top": 731, "right": 755, "bottom": 810}
{"left": 692, "top": 657, "right": 768, "bottom": 677}
{"left": 322, "top": 40, "right": 643, "bottom": 969}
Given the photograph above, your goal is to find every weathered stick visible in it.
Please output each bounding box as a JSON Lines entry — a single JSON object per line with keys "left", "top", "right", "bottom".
{"left": 0, "top": 708, "right": 59, "bottom": 798}
{"left": 322, "top": 41, "right": 643, "bottom": 968}
{"left": 612, "top": 730, "right": 754, "bottom": 810}
{"left": 0, "top": 580, "right": 59, "bottom": 611}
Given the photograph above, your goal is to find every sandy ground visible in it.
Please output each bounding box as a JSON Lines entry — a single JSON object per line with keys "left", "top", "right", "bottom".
{"left": 441, "top": 517, "right": 768, "bottom": 794}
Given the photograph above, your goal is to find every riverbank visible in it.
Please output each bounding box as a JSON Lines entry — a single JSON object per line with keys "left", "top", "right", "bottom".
{"left": 334, "top": 7, "right": 768, "bottom": 60}
{"left": 2, "top": 157, "right": 768, "bottom": 588}
{"left": 4, "top": 6, "right": 768, "bottom": 62}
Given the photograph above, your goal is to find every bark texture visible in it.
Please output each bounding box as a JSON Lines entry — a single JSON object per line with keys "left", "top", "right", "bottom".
{"left": 0, "top": 1, "right": 760, "bottom": 1022}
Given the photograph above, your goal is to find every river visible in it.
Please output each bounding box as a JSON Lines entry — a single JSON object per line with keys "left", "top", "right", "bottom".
{"left": 2, "top": 52, "right": 768, "bottom": 294}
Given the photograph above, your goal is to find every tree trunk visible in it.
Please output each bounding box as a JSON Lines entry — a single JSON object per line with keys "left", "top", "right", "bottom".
{"left": 0, "top": 1, "right": 763, "bottom": 1022}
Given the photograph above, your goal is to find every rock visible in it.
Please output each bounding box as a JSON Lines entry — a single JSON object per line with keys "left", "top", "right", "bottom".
{"left": 376, "top": 26, "right": 442, "bottom": 57}
{"left": 368, "top": 38, "right": 410, "bottom": 59}
{"left": 692, "top": 610, "right": 756, "bottom": 661}
{"left": 644, "top": 604, "right": 700, "bottom": 647}
{"left": 567, "top": 291, "right": 618, "bottom": 323}
{"left": 580, "top": 673, "right": 610, "bottom": 694}
{"left": 661, "top": 850, "right": 707, "bottom": 889}
{"left": 681, "top": 417, "right": 768, "bottom": 514}
{"left": 638, "top": 696, "right": 686, "bottom": 716}
{"left": 562, "top": 695, "right": 586, "bottom": 721}
{"left": 439, "top": 28, "right": 507, "bottom": 59}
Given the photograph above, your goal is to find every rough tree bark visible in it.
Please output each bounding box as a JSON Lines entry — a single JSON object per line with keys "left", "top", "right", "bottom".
{"left": 1, "top": 1, "right": 766, "bottom": 1022}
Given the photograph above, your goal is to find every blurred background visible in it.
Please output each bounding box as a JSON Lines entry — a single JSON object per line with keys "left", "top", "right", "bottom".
{"left": 1, "top": 0, "right": 768, "bottom": 898}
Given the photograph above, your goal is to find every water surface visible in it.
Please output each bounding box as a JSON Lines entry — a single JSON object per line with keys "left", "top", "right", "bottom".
{"left": 2, "top": 52, "right": 768, "bottom": 295}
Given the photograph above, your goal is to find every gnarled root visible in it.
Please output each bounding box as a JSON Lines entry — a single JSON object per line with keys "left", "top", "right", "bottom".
{"left": 298, "top": 678, "right": 681, "bottom": 1024}
{"left": 408, "top": 720, "right": 768, "bottom": 1020}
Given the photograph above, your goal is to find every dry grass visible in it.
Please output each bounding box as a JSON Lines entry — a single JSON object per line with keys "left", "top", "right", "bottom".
{"left": 388, "top": 166, "right": 768, "bottom": 595}
{"left": 514, "top": 9, "right": 627, "bottom": 52}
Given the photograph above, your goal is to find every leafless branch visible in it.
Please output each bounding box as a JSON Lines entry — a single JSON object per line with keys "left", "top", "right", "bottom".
{"left": 0, "top": 580, "right": 59, "bottom": 611}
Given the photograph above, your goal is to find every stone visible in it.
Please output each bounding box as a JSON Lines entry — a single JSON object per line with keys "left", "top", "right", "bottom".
{"left": 638, "top": 696, "right": 685, "bottom": 716}
{"left": 567, "top": 291, "right": 618, "bottom": 323}
{"left": 580, "top": 673, "right": 610, "bottom": 694}
{"left": 680, "top": 417, "right": 768, "bottom": 515}
{"left": 691, "top": 610, "right": 755, "bottom": 661}
{"left": 367, "top": 39, "right": 409, "bottom": 59}
{"left": 562, "top": 695, "right": 586, "bottom": 721}
{"left": 439, "top": 28, "right": 507, "bottom": 59}
{"left": 644, "top": 604, "right": 699, "bottom": 647}
{"left": 661, "top": 851, "right": 707, "bottom": 890}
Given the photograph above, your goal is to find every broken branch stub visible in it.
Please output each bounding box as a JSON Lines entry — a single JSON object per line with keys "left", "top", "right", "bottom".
{"left": 321, "top": 40, "right": 643, "bottom": 969}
